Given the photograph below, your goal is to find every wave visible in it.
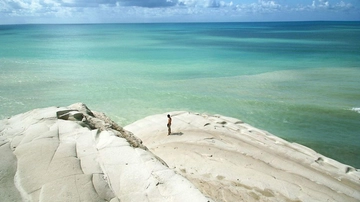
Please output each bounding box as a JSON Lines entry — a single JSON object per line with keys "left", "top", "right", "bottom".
{"left": 351, "top": 107, "right": 360, "bottom": 114}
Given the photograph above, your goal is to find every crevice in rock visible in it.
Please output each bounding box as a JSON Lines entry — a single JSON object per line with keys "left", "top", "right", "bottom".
{"left": 57, "top": 103, "right": 147, "bottom": 150}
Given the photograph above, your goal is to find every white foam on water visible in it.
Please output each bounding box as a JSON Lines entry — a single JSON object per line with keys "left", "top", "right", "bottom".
{"left": 351, "top": 107, "right": 360, "bottom": 114}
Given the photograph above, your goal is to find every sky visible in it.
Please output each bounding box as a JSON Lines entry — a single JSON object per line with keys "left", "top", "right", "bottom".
{"left": 0, "top": 0, "right": 359, "bottom": 24}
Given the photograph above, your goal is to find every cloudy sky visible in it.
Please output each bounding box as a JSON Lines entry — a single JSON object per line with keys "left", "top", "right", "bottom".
{"left": 1, "top": 0, "right": 359, "bottom": 24}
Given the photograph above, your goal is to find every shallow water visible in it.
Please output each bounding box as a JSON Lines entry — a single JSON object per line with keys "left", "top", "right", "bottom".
{"left": 0, "top": 22, "right": 359, "bottom": 168}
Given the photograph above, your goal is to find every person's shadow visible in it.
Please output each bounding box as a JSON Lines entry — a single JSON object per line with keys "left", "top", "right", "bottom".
{"left": 169, "top": 132, "right": 184, "bottom": 136}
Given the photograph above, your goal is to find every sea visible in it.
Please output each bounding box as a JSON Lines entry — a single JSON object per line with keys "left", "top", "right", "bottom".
{"left": 0, "top": 22, "right": 359, "bottom": 168}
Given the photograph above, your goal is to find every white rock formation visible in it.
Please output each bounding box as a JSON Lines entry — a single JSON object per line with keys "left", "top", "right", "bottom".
{"left": 2, "top": 104, "right": 359, "bottom": 202}
{"left": 0, "top": 104, "right": 209, "bottom": 202}
{"left": 125, "top": 111, "right": 360, "bottom": 202}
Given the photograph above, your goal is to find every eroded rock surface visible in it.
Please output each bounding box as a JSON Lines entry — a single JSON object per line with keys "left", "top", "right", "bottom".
{"left": 0, "top": 104, "right": 208, "bottom": 202}
{"left": 125, "top": 111, "right": 360, "bottom": 202}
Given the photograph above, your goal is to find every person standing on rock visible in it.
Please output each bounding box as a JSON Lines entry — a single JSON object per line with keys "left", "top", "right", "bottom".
{"left": 167, "top": 114, "right": 172, "bottom": 135}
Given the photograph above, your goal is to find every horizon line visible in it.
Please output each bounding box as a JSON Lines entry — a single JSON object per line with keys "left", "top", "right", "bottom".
{"left": 1, "top": 20, "right": 360, "bottom": 26}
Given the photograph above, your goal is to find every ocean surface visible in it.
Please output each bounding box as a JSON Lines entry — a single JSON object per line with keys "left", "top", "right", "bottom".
{"left": 0, "top": 22, "right": 359, "bottom": 168}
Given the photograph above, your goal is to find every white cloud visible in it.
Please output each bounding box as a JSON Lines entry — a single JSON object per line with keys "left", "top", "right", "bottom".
{"left": 298, "top": 0, "right": 354, "bottom": 11}
{"left": 334, "top": 1, "right": 354, "bottom": 10}
{"left": 248, "top": 0, "right": 281, "bottom": 12}
{"left": 178, "top": 0, "right": 219, "bottom": 7}
{"left": 319, "top": 0, "right": 330, "bottom": 8}
{"left": 0, "top": 0, "right": 358, "bottom": 24}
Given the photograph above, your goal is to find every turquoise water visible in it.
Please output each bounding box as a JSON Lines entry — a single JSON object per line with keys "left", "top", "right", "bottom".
{"left": 1, "top": 22, "right": 359, "bottom": 168}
